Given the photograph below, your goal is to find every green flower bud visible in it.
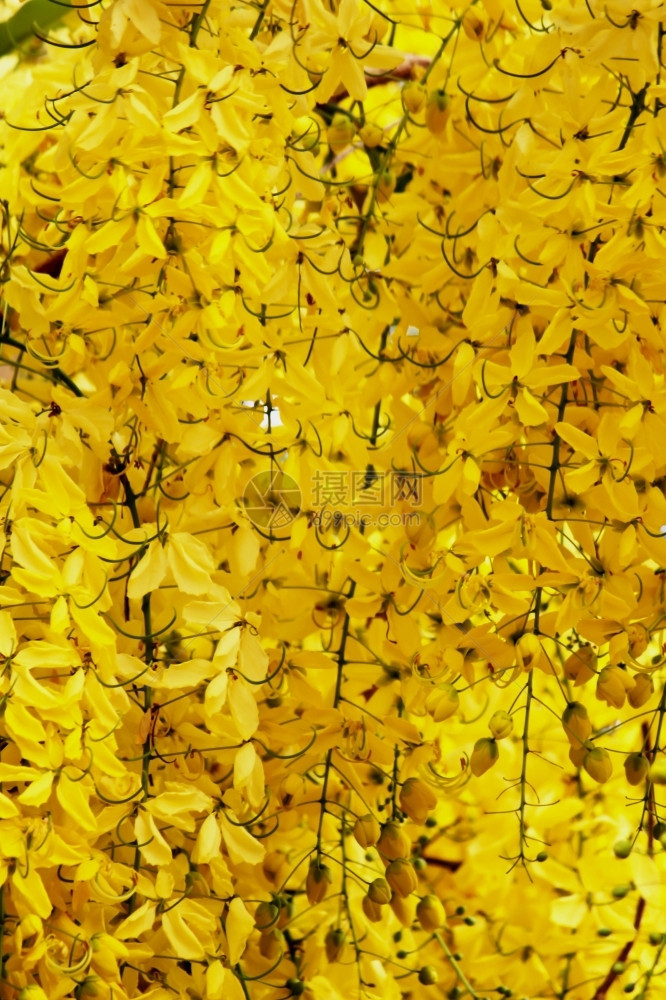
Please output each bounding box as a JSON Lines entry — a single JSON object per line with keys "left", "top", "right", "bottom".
{"left": 418, "top": 966, "right": 439, "bottom": 985}
{"left": 614, "top": 838, "right": 632, "bottom": 859}
{"left": 368, "top": 877, "right": 392, "bottom": 905}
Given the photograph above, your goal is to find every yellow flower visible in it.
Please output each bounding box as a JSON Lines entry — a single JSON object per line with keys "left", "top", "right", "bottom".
{"left": 627, "top": 674, "right": 653, "bottom": 708}
{"left": 425, "top": 683, "right": 459, "bottom": 721}
{"left": 596, "top": 666, "right": 634, "bottom": 709}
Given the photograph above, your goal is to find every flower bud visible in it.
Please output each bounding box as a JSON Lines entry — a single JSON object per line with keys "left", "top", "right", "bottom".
{"left": 425, "top": 89, "right": 450, "bottom": 134}
{"left": 515, "top": 632, "right": 543, "bottom": 672}
{"left": 18, "top": 990, "right": 48, "bottom": 1000}
{"left": 416, "top": 894, "right": 446, "bottom": 931}
{"left": 418, "top": 966, "right": 439, "bottom": 985}
{"left": 368, "top": 877, "right": 392, "bottom": 905}
{"left": 583, "top": 747, "right": 613, "bottom": 784}
{"left": 596, "top": 666, "right": 634, "bottom": 709}
{"left": 399, "top": 777, "right": 437, "bottom": 824}
{"left": 377, "top": 821, "right": 411, "bottom": 860}
{"left": 255, "top": 900, "right": 280, "bottom": 932}
{"left": 624, "top": 753, "right": 649, "bottom": 787}
{"left": 259, "top": 928, "right": 284, "bottom": 960}
{"left": 76, "top": 977, "right": 102, "bottom": 998}
{"left": 489, "top": 710, "right": 513, "bottom": 740}
{"left": 359, "top": 122, "right": 384, "bottom": 148}
{"left": 390, "top": 890, "right": 416, "bottom": 926}
{"left": 628, "top": 674, "right": 653, "bottom": 708}
{"left": 470, "top": 737, "right": 499, "bottom": 777}
{"left": 386, "top": 859, "right": 418, "bottom": 898}
{"left": 461, "top": 8, "right": 485, "bottom": 40}
{"left": 569, "top": 742, "right": 588, "bottom": 768}
{"left": 613, "top": 838, "right": 632, "bottom": 859}
{"left": 402, "top": 81, "right": 427, "bottom": 114}
{"left": 362, "top": 893, "right": 383, "bottom": 922}
{"left": 563, "top": 645, "right": 597, "bottom": 685}
{"left": 325, "top": 927, "right": 346, "bottom": 963}
{"left": 425, "top": 683, "right": 459, "bottom": 721}
{"left": 376, "top": 169, "right": 396, "bottom": 203}
{"left": 353, "top": 813, "right": 380, "bottom": 849}
{"left": 327, "top": 113, "right": 355, "bottom": 154}
{"left": 306, "top": 861, "right": 332, "bottom": 905}
{"left": 562, "top": 702, "right": 591, "bottom": 747}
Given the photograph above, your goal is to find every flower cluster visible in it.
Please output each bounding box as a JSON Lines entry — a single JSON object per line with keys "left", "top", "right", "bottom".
{"left": 1, "top": 0, "right": 666, "bottom": 998}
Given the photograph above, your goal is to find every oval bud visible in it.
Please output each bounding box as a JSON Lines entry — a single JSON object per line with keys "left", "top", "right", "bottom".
{"left": 386, "top": 859, "right": 418, "bottom": 898}
{"left": 255, "top": 900, "right": 280, "bottom": 932}
{"left": 624, "top": 753, "right": 649, "bottom": 787}
{"left": 377, "top": 821, "right": 411, "bottom": 860}
{"left": 419, "top": 966, "right": 439, "bottom": 986}
{"left": 402, "top": 81, "right": 427, "bottom": 114}
{"left": 327, "top": 113, "right": 355, "bottom": 154}
{"left": 376, "top": 169, "right": 396, "bottom": 203}
{"left": 362, "top": 893, "right": 383, "bottom": 922}
{"left": 613, "top": 838, "right": 632, "bottom": 859}
{"left": 325, "top": 927, "right": 346, "bottom": 963}
{"left": 399, "top": 777, "right": 437, "bottom": 824}
{"left": 359, "top": 122, "right": 384, "bottom": 148}
{"left": 353, "top": 813, "right": 380, "bottom": 849}
{"left": 425, "top": 89, "right": 450, "bottom": 134}
{"left": 306, "top": 861, "right": 332, "bottom": 905}
{"left": 583, "top": 747, "right": 613, "bottom": 784}
{"left": 562, "top": 702, "right": 591, "bottom": 747}
{"left": 416, "top": 894, "right": 446, "bottom": 931}
{"left": 259, "top": 928, "right": 284, "bottom": 960}
{"left": 368, "top": 877, "right": 392, "bottom": 905}
{"left": 470, "top": 737, "right": 499, "bottom": 777}
{"left": 489, "top": 710, "right": 513, "bottom": 740}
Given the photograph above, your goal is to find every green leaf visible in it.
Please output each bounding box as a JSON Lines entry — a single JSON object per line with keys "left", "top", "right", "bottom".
{"left": 0, "top": 0, "right": 73, "bottom": 57}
